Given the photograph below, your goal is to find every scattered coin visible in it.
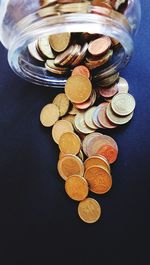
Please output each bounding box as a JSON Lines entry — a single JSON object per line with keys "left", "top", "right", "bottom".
{"left": 96, "top": 144, "right": 118, "bottom": 164}
{"left": 52, "top": 120, "right": 74, "bottom": 144}
{"left": 84, "top": 165, "right": 112, "bottom": 194}
{"left": 84, "top": 107, "right": 98, "bottom": 130}
{"left": 65, "top": 175, "right": 89, "bottom": 201}
{"left": 74, "top": 112, "right": 95, "bottom": 134}
{"left": 59, "top": 132, "right": 81, "bottom": 155}
{"left": 111, "top": 93, "right": 136, "bottom": 116}
{"left": 57, "top": 154, "right": 84, "bottom": 181}
{"left": 78, "top": 198, "right": 101, "bottom": 224}
{"left": 84, "top": 155, "right": 110, "bottom": 173}
{"left": 98, "top": 103, "right": 117, "bottom": 129}
{"left": 40, "top": 103, "right": 59, "bottom": 127}
{"left": 71, "top": 65, "right": 90, "bottom": 78}
{"left": 98, "top": 84, "right": 118, "bottom": 98}
{"left": 117, "top": 77, "right": 129, "bottom": 93}
{"left": 106, "top": 103, "right": 133, "bottom": 125}
{"left": 53, "top": 93, "right": 70, "bottom": 117}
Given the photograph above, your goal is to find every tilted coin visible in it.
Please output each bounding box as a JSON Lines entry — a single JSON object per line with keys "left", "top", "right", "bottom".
{"left": 49, "top": 32, "right": 71, "bottom": 52}
{"left": 65, "top": 75, "right": 92, "bottom": 104}
{"left": 38, "top": 36, "right": 55, "bottom": 59}
{"left": 88, "top": 36, "right": 111, "bottom": 56}
{"left": 45, "top": 60, "right": 68, "bottom": 74}
{"left": 92, "top": 0, "right": 113, "bottom": 9}
{"left": 53, "top": 93, "right": 70, "bottom": 117}
{"left": 65, "top": 175, "right": 89, "bottom": 201}
{"left": 74, "top": 112, "right": 95, "bottom": 134}
{"left": 117, "top": 77, "right": 129, "bottom": 94}
{"left": 92, "top": 104, "right": 106, "bottom": 128}
{"left": 85, "top": 49, "right": 113, "bottom": 70}
{"left": 59, "top": 132, "right": 81, "bottom": 155}
{"left": 106, "top": 103, "right": 133, "bottom": 125}
{"left": 111, "top": 93, "right": 136, "bottom": 116}
{"left": 68, "top": 104, "right": 80, "bottom": 115}
{"left": 84, "top": 155, "right": 110, "bottom": 173}
{"left": 62, "top": 114, "right": 75, "bottom": 127}
{"left": 84, "top": 107, "right": 98, "bottom": 130}
{"left": 71, "top": 42, "right": 88, "bottom": 67}
{"left": 52, "top": 120, "right": 74, "bottom": 144}
{"left": 54, "top": 45, "right": 74, "bottom": 65}
{"left": 78, "top": 198, "right": 101, "bottom": 224}
{"left": 57, "top": 154, "right": 84, "bottom": 180}
{"left": 84, "top": 165, "right": 112, "bottom": 194}
{"left": 28, "top": 40, "right": 44, "bottom": 62}
{"left": 95, "top": 72, "right": 119, "bottom": 87}
{"left": 98, "top": 103, "right": 117, "bottom": 129}
{"left": 40, "top": 103, "right": 59, "bottom": 127}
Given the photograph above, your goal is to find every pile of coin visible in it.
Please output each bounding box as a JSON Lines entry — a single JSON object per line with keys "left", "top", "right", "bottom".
{"left": 40, "top": 66, "right": 136, "bottom": 223}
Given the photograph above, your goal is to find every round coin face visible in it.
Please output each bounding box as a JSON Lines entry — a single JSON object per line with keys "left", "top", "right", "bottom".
{"left": 65, "top": 75, "right": 92, "bottom": 104}
{"left": 111, "top": 93, "right": 136, "bottom": 116}
{"left": 84, "top": 155, "right": 110, "bottom": 173}
{"left": 78, "top": 198, "right": 101, "bottom": 224}
{"left": 53, "top": 93, "right": 70, "bottom": 117}
{"left": 84, "top": 166, "right": 112, "bottom": 194}
{"left": 52, "top": 120, "right": 74, "bottom": 144}
{"left": 57, "top": 154, "right": 84, "bottom": 180}
{"left": 117, "top": 77, "right": 129, "bottom": 93}
{"left": 96, "top": 144, "right": 118, "bottom": 164}
{"left": 88, "top": 36, "right": 111, "bottom": 56}
{"left": 49, "top": 32, "right": 71, "bottom": 52}
{"left": 74, "top": 112, "right": 95, "bottom": 134}
{"left": 98, "top": 103, "right": 117, "bottom": 129}
{"left": 98, "top": 84, "right": 118, "bottom": 98}
{"left": 59, "top": 132, "right": 81, "bottom": 155}
{"left": 40, "top": 103, "right": 59, "bottom": 127}
{"left": 65, "top": 175, "right": 89, "bottom": 201}
{"left": 84, "top": 107, "right": 98, "bottom": 130}
{"left": 106, "top": 103, "right": 134, "bottom": 125}
{"left": 71, "top": 65, "right": 90, "bottom": 79}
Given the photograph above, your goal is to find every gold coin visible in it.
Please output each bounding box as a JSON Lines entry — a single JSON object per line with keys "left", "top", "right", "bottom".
{"left": 65, "top": 175, "right": 89, "bottom": 201}
{"left": 52, "top": 120, "right": 74, "bottom": 144}
{"left": 40, "top": 0, "right": 57, "bottom": 7}
{"left": 28, "top": 40, "right": 44, "bottom": 62}
{"left": 62, "top": 114, "right": 75, "bottom": 127}
{"left": 84, "top": 155, "right": 110, "bottom": 173}
{"left": 78, "top": 149, "right": 84, "bottom": 162}
{"left": 53, "top": 93, "right": 70, "bottom": 117}
{"left": 111, "top": 93, "right": 136, "bottom": 116}
{"left": 38, "top": 36, "right": 54, "bottom": 59}
{"left": 49, "top": 32, "right": 71, "bottom": 52}
{"left": 59, "top": 152, "right": 66, "bottom": 160}
{"left": 59, "top": 132, "right": 81, "bottom": 155}
{"left": 40, "top": 103, "right": 59, "bottom": 127}
{"left": 78, "top": 198, "right": 101, "bottom": 224}
{"left": 58, "top": 2, "right": 90, "bottom": 13}
{"left": 68, "top": 104, "right": 80, "bottom": 115}
{"left": 74, "top": 112, "right": 95, "bottom": 134}
{"left": 84, "top": 165, "right": 112, "bottom": 194}
{"left": 57, "top": 154, "right": 84, "bottom": 180}
{"left": 65, "top": 75, "right": 92, "bottom": 104}
{"left": 106, "top": 103, "right": 134, "bottom": 125}
{"left": 84, "top": 107, "right": 98, "bottom": 130}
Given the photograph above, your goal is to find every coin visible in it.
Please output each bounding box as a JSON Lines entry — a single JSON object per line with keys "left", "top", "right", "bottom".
{"left": 117, "top": 77, "right": 129, "bottom": 94}
{"left": 49, "top": 32, "right": 71, "bottom": 52}
{"left": 65, "top": 175, "right": 89, "bottom": 201}
{"left": 75, "top": 90, "right": 96, "bottom": 110}
{"left": 88, "top": 36, "right": 111, "bottom": 56}
{"left": 52, "top": 120, "right": 74, "bottom": 144}
{"left": 85, "top": 49, "right": 113, "bottom": 69}
{"left": 71, "top": 65, "right": 90, "bottom": 79}
{"left": 65, "top": 75, "right": 92, "bottom": 104}
{"left": 61, "top": 114, "right": 75, "bottom": 127}
{"left": 40, "top": 103, "right": 59, "bottom": 127}
{"left": 59, "top": 132, "right": 81, "bottom": 155}
{"left": 84, "top": 107, "right": 98, "bottom": 130}
{"left": 98, "top": 103, "right": 117, "bottom": 129}
{"left": 54, "top": 45, "right": 74, "bottom": 65}
{"left": 58, "top": 2, "right": 90, "bottom": 13}
{"left": 60, "top": 44, "right": 81, "bottom": 66}
{"left": 71, "top": 42, "right": 88, "bottom": 66}
{"left": 106, "top": 103, "right": 133, "bottom": 125}
{"left": 84, "top": 155, "right": 110, "bottom": 173}
{"left": 53, "top": 93, "right": 70, "bottom": 117}
{"left": 40, "top": 0, "right": 57, "bottom": 7}
{"left": 68, "top": 104, "right": 80, "bottom": 115}
{"left": 98, "top": 84, "right": 118, "bottom": 98}
{"left": 78, "top": 198, "right": 101, "bottom": 224}
{"left": 74, "top": 112, "right": 95, "bottom": 134}
{"left": 82, "top": 132, "right": 103, "bottom": 156}
{"left": 57, "top": 154, "right": 84, "bottom": 180}
{"left": 28, "top": 40, "right": 44, "bottom": 62}
{"left": 45, "top": 60, "right": 68, "bottom": 74}
{"left": 96, "top": 144, "right": 118, "bottom": 164}
{"left": 92, "top": 104, "right": 105, "bottom": 128}
{"left": 111, "top": 93, "right": 136, "bottom": 116}
{"left": 84, "top": 165, "right": 112, "bottom": 194}
{"left": 38, "top": 36, "right": 55, "bottom": 59}
{"left": 92, "top": 0, "right": 113, "bottom": 9}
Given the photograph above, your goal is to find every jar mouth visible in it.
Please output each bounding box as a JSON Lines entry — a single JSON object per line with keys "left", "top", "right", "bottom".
{"left": 8, "top": 7, "right": 133, "bottom": 88}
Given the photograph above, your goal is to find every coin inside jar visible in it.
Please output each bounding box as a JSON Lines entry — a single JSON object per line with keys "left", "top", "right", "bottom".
{"left": 49, "top": 32, "right": 71, "bottom": 52}
{"left": 88, "top": 36, "right": 111, "bottom": 56}
{"left": 58, "top": 132, "right": 81, "bottom": 155}
{"left": 65, "top": 175, "right": 89, "bottom": 201}
{"left": 78, "top": 198, "right": 101, "bottom": 224}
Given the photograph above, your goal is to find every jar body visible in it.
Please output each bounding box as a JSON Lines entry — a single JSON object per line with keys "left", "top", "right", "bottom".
{"left": 0, "top": 0, "right": 141, "bottom": 87}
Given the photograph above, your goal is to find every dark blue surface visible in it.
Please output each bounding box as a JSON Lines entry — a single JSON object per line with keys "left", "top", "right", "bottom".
{"left": 0, "top": 1, "right": 150, "bottom": 264}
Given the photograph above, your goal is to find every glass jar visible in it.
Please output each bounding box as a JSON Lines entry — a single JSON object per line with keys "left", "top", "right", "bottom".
{"left": 0, "top": 0, "right": 141, "bottom": 88}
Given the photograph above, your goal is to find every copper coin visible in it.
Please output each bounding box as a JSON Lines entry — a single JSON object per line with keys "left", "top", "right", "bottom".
{"left": 96, "top": 144, "right": 118, "bottom": 164}
{"left": 68, "top": 104, "right": 80, "bottom": 115}
{"left": 28, "top": 40, "right": 44, "bottom": 62}
{"left": 84, "top": 165, "right": 112, "bottom": 194}
{"left": 111, "top": 93, "right": 136, "bottom": 116}
{"left": 95, "top": 72, "right": 119, "bottom": 87}
{"left": 57, "top": 154, "right": 84, "bottom": 181}
{"left": 92, "top": 0, "right": 113, "bottom": 9}
{"left": 84, "top": 155, "right": 110, "bottom": 173}
{"left": 40, "top": 103, "right": 59, "bottom": 127}
{"left": 78, "top": 198, "right": 101, "bottom": 224}
{"left": 54, "top": 45, "right": 74, "bottom": 65}
{"left": 65, "top": 75, "right": 92, "bottom": 104}
{"left": 49, "top": 32, "right": 71, "bottom": 52}
{"left": 98, "top": 84, "right": 118, "bottom": 98}
{"left": 59, "top": 132, "right": 81, "bottom": 155}
{"left": 86, "top": 134, "right": 118, "bottom": 157}
{"left": 85, "top": 49, "right": 113, "bottom": 70}
{"left": 71, "top": 65, "right": 90, "bottom": 79}
{"left": 88, "top": 36, "right": 111, "bottom": 56}
{"left": 106, "top": 103, "right": 134, "bottom": 125}
{"left": 40, "top": 0, "right": 57, "bottom": 7}
{"left": 53, "top": 93, "right": 70, "bottom": 117}
{"left": 117, "top": 77, "right": 129, "bottom": 93}
{"left": 98, "top": 103, "right": 117, "bottom": 128}
{"left": 65, "top": 175, "right": 89, "bottom": 201}
{"left": 84, "top": 107, "right": 98, "bottom": 130}
{"left": 78, "top": 150, "right": 84, "bottom": 161}
{"left": 74, "top": 112, "right": 95, "bottom": 134}
{"left": 52, "top": 120, "right": 74, "bottom": 144}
